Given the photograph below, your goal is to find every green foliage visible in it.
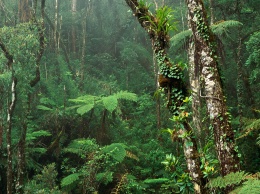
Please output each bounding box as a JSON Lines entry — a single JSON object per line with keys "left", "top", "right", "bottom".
{"left": 61, "top": 173, "right": 81, "bottom": 189}
{"left": 235, "top": 179, "right": 260, "bottom": 194}
{"left": 144, "top": 178, "right": 169, "bottom": 184}
{"left": 101, "top": 143, "right": 127, "bottom": 163}
{"left": 63, "top": 138, "right": 99, "bottom": 158}
{"left": 69, "top": 91, "right": 137, "bottom": 115}
{"left": 24, "top": 163, "right": 62, "bottom": 194}
{"left": 96, "top": 171, "right": 114, "bottom": 185}
{"left": 246, "top": 32, "right": 260, "bottom": 88}
{"left": 206, "top": 171, "right": 249, "bottom": 189}
{"left": 211, "top": 20, "right": 243, "bottom": 39}
{"left": 170, "top": 29, "right": 192, "bottom": 49}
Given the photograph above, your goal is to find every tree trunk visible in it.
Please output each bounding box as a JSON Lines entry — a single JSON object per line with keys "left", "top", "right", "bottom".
{"left": 188, "top": 37, "right": 203, "bottom": 147}
{"left": 124, "top": 1, "right": 206, "bottom": 193}
{"left": 18, "top": 0, "right": 31, "bottom": 22}
{"left": 185, "top": 0, "right": 239, "bottom": 181}
{"left": 0, "top": 34, "right": 16, "bottom": 194}
{"left": 71, "top": 0, "right": 77, "bottom": 54}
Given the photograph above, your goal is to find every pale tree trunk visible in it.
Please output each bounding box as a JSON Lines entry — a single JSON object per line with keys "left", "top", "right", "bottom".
{"left": 185, "top": 0, "right": 239, "bottom": 184}
{"left": 188, "top": 37, "right": 203, "bottom": 147}
{"left": 71, "top": 0, "right": 77, "bottom": 54}
{"left": 209, "top": 0, "right": 214, "bottom": 25}
{"left": 54, "top": 0, "right": 59, "bottom": 51}
{"left": 0, "top": 37, "right": 16, "bottom": 194}
{"left": 125, "top": 1, "right": 206, "bottom": 193}
{"left": 80, "top": 1, "right": 92, "bottom": 91}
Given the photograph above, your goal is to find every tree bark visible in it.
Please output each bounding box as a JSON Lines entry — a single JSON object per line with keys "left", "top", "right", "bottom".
{"left": 188, "top": 37, "right": 203, "bottom": 147}
{"left": 185, "top": 0, "right": 239, "bottom": 181}
{"left": 124, "top": 1, "right": 206, "bottom": 193}
{"left": 0, "top": 37, "right": 16, "bottom": 194}
{"left": 18, "top": 0, "right": 31, "bottom": 22}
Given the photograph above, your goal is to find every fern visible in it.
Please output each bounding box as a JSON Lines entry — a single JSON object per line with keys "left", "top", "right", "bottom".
{"left": 63, "top": 138, "right": 99, "bottom": 158}
{"left": 115, "top": 90, "right": 138, "bottom": 102}
{"left": 171, "top": 20, "right": 242, "bottom": 50}
{"left": 144, "top": 178, "right": 169, "bottom": 184}
{"left": 76, "top": 103, "right": 94, "bottom": 115}
{"left": 111, "top": 173, "right": 128, "bottom": 194}
{"left": 236, "top": 118, "right": 260, "bottom": 140}
{"left": 126, "top": 150, "right": 139, "bottom": 161}
{"left": 101, "top": 143, "right": 126, "bottom": 162}
{"left": 170, "top": 30, "right": 192, "bottom": 49}
{"left": 206, "top": 171, "right": 249, "bottom": 189}
{"left": 211, "top": 20, "right": 243, "bottom": 39}
{"left": 61, "top": 173, "right": 81, "bottom": 189}
{"left": 96, "top": 171, "right": 114, "bottom": 185}
{"left": 69, "top": 91, "right": 137, "bottom": 115}
{"left": 102, "top": 95, "right": 118, "bottom": 113}
{"left": 237, "top": 179, "right": 260, "bottom": 194}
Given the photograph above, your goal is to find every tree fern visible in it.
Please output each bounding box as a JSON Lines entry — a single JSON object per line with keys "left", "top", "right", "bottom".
{"left": 102, "top": 95, "right": 118, "bottom": 113}
{"left": 171, "top": 20, "right": 242, "bottom": 49}
{"left": 237, "top": 179, "right": 260, "bottom": 194}
{"left": 170, "top": 30, "right": 192, "bottom": 49}
{"left": 61, "top": 173, "right": 81, "bottom": 189}
{"left": 236, "top": 118, "right": 260, "bottom": 140}
{"left": 115, "top": 90, "right": 138, "bottom": 102}
{"left": 96, "top": 171, "right": 114, "bottom": 185}
{"left": 101, "top": 143, "right": 127, "bottom": 162}
{"left": 63, "top": 138, "right": 99, "bottom": 158}
{"left": 211, "top": 20, "right": 243, "bottom": 39}
{"left": 69, "top": 91, "right": 137, "bottom": 115}
{"left": 206, "top": 171, "right": 249, "bottom": 189}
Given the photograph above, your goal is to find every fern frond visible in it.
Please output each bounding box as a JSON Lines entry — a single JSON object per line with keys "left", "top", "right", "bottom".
{"left": 144, "top": 178, "right": 169, "bottom": 184}
{"left": 61, "top": 173, "right": 81, "bottom": 189}
{"left": 126, "top": 150, "right": 139, "bottom": 161}
{"left": 96, "top": 171, "right": 114, "bottom": 185}
{"left": 236, "top": 118, "right": 260, "bottom": 140}
{"left": 26, "top": 130, "right": 51, "bottom": 141}
{"left": 231, "top": 179, "right": 260, "bottom": 194}
{"left": 102, "top": 95, "right": 118, "bottom": 113}
{"left": 211, "top": 20, "right": 243, "bottom": 39}
{"left": 63, "top": 138, "right": 99, "bottom": 158}
{"left": 170, "top": 30, "right": 192, "bottom": 49}
{"left": 206, "top": 171, "right": 249, "bottom": 189}
{"left": 115, "top": 90, "right": 138, "bottom": 102}
{"left": 76, "top": 103, "right": 94, "bottom": 115}
{"left": 101, "top": 143, "right": 126, "bottom": 162}
{"left": 37, "top": 105, "right": 53, "bottom": 111}
{"left": 111, "top": 173, "right": 128, "bottom": 194}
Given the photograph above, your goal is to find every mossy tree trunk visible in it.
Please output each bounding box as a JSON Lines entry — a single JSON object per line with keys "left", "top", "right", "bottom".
{"left": 0, "top": 37, "right": 16, "bottom": 194}
{"left": 185, "top": 0, "right": 239, "bottom": 182}
{"left": 125, "top": 1, "right": 206, "bottom": 193}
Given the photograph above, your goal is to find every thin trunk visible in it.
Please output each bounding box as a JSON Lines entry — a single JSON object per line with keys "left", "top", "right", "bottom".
{"left": 209, "top": 0, "right": 214, "bottom": 25}
{"left": 7, "top": 77, "right": 17, "bottom": 194}
{"left": 54, "top": 0, "right": 59, "bottom": 51}
{"left": 124, "top": 1, "right": 206, "bottom": 193}
{"left": 71, "top": 0, "right": 77, "bottom": 54}
{"left": 80, "top": 1, "right": 91, "bottom": 91}
{"left": 185, "top": 0, "right": 239, "bottom": 184}
{"left": 0, "top": 33, "right": 15, "bottom": 194}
